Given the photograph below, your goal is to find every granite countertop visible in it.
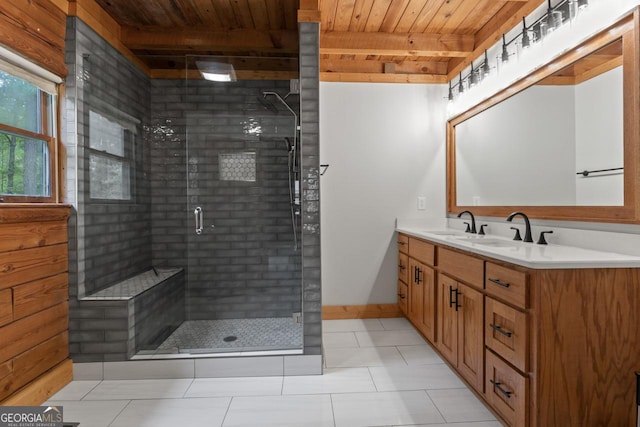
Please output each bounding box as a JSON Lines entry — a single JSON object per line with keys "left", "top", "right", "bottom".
{"left": 397, "top": 226, "right": 640, "bottom": 269}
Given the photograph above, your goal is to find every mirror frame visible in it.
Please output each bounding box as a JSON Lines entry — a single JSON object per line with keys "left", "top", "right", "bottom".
{"left": 447, "top": 12, "right": 640, "bottom": 223}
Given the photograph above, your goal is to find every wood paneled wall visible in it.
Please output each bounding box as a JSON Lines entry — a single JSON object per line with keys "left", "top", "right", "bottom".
{"left": 0, "top": 205, "right": 71, "bottom": 404}
{"left": 0, "top": 0, "right": 68, "bottom": 77}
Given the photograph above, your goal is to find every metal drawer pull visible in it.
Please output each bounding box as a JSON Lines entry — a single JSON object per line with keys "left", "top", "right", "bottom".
{"left": 397, "top": 293, "right": 406, "bottom": 299}
{"left": 398, "top": 241, "right": 406, "bottom": 245}
{"left": 490, "top": 379, "right": 513, "bottom": 398}
{"left": 398, "top": 264, "right": 406, "bottom": 270}
{"left": 449, "top": 285, "right": 455, "bottom": 308}
{"left": 416, "top": 267, "right": 422, "bottom": 284}
{"left": 488, "top": 278, "right": 510, "bottom": 288}
{"left": 490, "top": 323, "right": 513, "bottom": 337}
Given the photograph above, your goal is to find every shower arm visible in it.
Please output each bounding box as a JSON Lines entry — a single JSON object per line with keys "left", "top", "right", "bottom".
{"left": 263, "top": 91, "right": 298, "bottom": 128}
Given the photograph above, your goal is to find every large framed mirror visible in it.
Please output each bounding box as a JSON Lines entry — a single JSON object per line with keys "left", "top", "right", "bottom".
{"left": 447, "top": 13, "right": 640, "bottom": 223}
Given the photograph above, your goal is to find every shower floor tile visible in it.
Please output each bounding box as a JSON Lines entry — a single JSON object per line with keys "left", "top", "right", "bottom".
{"left": 153, "top": 318, "right": 303, "bottom": 354}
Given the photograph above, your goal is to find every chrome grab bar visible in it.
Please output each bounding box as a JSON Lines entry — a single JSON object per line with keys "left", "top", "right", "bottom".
{"left": 194, "top": 207, "right": 203, "bottom": 235}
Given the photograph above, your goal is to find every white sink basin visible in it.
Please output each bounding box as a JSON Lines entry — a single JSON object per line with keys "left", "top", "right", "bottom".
{"left": 451, "top": 234, "right": 487, "bottom": 240}
{"left": 422, "top": 230, "right": 462, "bottom": 236}
{"left": 468, "top": 239, "right": 520, "bottom": 248}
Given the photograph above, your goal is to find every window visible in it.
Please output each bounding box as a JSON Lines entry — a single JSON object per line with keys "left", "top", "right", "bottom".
{"left": 88, "top": 109, "right": 135, "bottom": 200}
{"left": 0, "top": 69, "right": 56, "bottom": 202}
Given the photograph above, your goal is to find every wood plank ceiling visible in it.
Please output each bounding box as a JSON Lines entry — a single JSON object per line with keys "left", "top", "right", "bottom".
{"left": 91, "top": 0, "right": 543, "bottom": 82}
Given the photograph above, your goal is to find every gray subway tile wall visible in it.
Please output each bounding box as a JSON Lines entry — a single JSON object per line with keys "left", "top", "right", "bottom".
{"left": 65, "top": 17, "right": 153, "bottom": 362}
{"left": 65, "top": 17, "right": 152, "bottom": 300}
{"left": 64, "top": 16, "right": 322, "bottom": 360}
{"left": 299, "top": 22, "right": 322, "bottom": 356}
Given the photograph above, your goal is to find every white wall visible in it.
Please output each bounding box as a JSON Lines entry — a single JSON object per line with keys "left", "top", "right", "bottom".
{"left": 320, "top": 83, "right": 446, "bottom": 305}
{"left": 575, "top": 66, "right": 624, "bottom": 205}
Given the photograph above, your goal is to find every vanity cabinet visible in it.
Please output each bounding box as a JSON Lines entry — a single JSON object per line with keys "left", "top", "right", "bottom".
{"left": 436, "top": 249, "right": 485, "bottom": 393}
{"left": 397, "top": 231, "right": 640, "bottom": 426}
{"left": 405, "top": 237, "right": 436, "bottom": 342}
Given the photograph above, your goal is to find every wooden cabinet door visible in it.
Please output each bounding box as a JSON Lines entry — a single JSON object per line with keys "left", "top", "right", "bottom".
{"left": 457, "top": 283, "right": 485, "bottom": 392}
{"left": 418, "top": 263, "right": 435, "bottom": 343}
{"left": 436, "top": 274, "right": 457, "bottom": 364}
{"left": 408, "top": 259, "right": 424, "bottom": 328}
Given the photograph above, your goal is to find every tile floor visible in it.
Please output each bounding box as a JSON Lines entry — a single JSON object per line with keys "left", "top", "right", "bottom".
{"left": 47, "top": 317, "right": 502, "bottom": 427}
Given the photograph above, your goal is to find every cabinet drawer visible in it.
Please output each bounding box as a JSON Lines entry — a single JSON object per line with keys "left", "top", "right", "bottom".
{"left": 485, "top": 263, "right": 528, "bottom": 309}
{"left": 398, "top": 280, "right": 408, "bottom": 314}
{"left": 486, "top": 297, "right": 527, "bottom": 372}
{"left": 398, "top": 234, "right": 409, "bottom": 254}
{"left": 438, "top": 247, "right": 484, "bottom": 289}
{"left": 398, "top": 252, "right": 409, "bottom": 284}
{"left": 486, "top": 350, "right": 528, "bottom": 427}
{"left": 408, "top": 238, "right": 434, "bottom": 265}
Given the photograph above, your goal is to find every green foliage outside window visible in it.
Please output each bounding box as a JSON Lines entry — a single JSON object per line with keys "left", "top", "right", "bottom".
{"left": 0, "top": 70, "right": 51, "bottom": 197}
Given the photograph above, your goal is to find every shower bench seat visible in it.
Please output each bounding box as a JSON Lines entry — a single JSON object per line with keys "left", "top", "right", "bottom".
{"left": 75, "top": 268, "right": 185, "bottom": 361}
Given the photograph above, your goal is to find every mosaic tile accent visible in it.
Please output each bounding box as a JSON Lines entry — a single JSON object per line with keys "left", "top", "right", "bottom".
{"left": 82, "top": 268, "right": 183, "bottom": 300}
{"left": 219, "top": 151, "right": 256, "bottom": 181}
{"left": 151, "top": 318, "right": 303, "bottom": 354}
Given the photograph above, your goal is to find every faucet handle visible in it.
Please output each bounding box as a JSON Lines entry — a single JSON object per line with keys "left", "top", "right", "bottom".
{"left": 463, "top": 222, "right": 471, "bottom": 233}
{"left": 478, "top": 224, "right": 488, "bottom": 235}
{"left": 510, "top": 226, "right": 522, "bottom": 241}
{"left": 537, "top": 230, "right": 554, "bottom": 245}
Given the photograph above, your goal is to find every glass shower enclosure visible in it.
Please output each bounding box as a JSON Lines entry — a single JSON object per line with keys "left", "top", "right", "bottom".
{"left": 153, "top": 57, "right": 303, "bottom": 355}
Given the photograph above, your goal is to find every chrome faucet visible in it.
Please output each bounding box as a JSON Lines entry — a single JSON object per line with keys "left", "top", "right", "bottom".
{"left": 457, "top": 210, "right": 477, "bottom": 234}
{"left": 506, "top": 211, "right": 533, "bottom": 243}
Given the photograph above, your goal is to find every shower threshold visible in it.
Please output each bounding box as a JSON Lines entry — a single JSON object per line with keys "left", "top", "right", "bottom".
{"left": 132, "top": 318, "right": 303, "bottom": 360}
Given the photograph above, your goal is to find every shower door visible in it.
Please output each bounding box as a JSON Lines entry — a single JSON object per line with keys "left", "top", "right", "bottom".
{"left": 180, "top": 71, "right": 303, "bottom": 354}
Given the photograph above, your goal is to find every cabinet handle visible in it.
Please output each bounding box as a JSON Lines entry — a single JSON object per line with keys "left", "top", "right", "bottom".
{"left": 490, "top": 379, "right": 513, "bottom": 398}
{"left": 414, "top": 266, "right": 422, "bottom": 284}
{"left": 397, "top": 293, "right": 406, "bottom": 299}
{"left": 488, "top": 278, "right": 510, "bottom": 288}
{"left": 449, "top": 286, "right": 455, "bottom": 308}
{"left": 490, "top": 323, "right": 513, "bottom": 337}
{"left": 398, "top": 241, "right": 406, "bottom": 246}
{"left": 398, "top": 263, "right": 406, "bottom": 270}
{"left": 455, "top": 289, "right": 461, "bottom": 312}
{"left": 416, "top": 267, "right": 422, "bottom": 284}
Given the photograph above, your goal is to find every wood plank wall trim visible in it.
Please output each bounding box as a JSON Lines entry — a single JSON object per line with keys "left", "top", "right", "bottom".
{"left": 0, "top": 205, "right": 71, "bottom": 223}
{"left": 1, "top": 359, "right": 73, "bottom": 406}
{"left": 0, "top": 205, "right": 71, "bottom": 404}
{"left": 322, "top": 304, "right": 403, "bottom": 320}
{"left": 0, "top": 0, "right": 68, "bottom": 77}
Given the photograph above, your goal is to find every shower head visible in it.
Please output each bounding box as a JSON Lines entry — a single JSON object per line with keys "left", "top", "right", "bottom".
{"left": 257, "top": 96, "right": 278, "bottom": 114}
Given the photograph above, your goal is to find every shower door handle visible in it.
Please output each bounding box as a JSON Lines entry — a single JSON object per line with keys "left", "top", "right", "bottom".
{"left": 194, "top": 207, "right": 203, "bottom": 235}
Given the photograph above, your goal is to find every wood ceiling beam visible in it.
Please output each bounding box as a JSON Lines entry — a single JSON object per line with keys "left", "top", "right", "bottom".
{"left": 320, "top": 72, "right": 448, "bottom": 83}
{"left": 143, "top": 56, "right": 298, "bottom": 73}
{"left": 299, "top": 0, "right": 321, "bottom": 23}
{"left": 320, "top": 32, "right": 474, "bottom": 57}
{"left": 121, "top": 27, "right": 299, "bottom": 53}
{"left": 446, "top": 0, "right": 541, "bottom": 79}
{"left": 149, "top": 69, "right": 298, "bottom": 81}
{"left": 321, "top": 58, "right": 448, "bottom": 75}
